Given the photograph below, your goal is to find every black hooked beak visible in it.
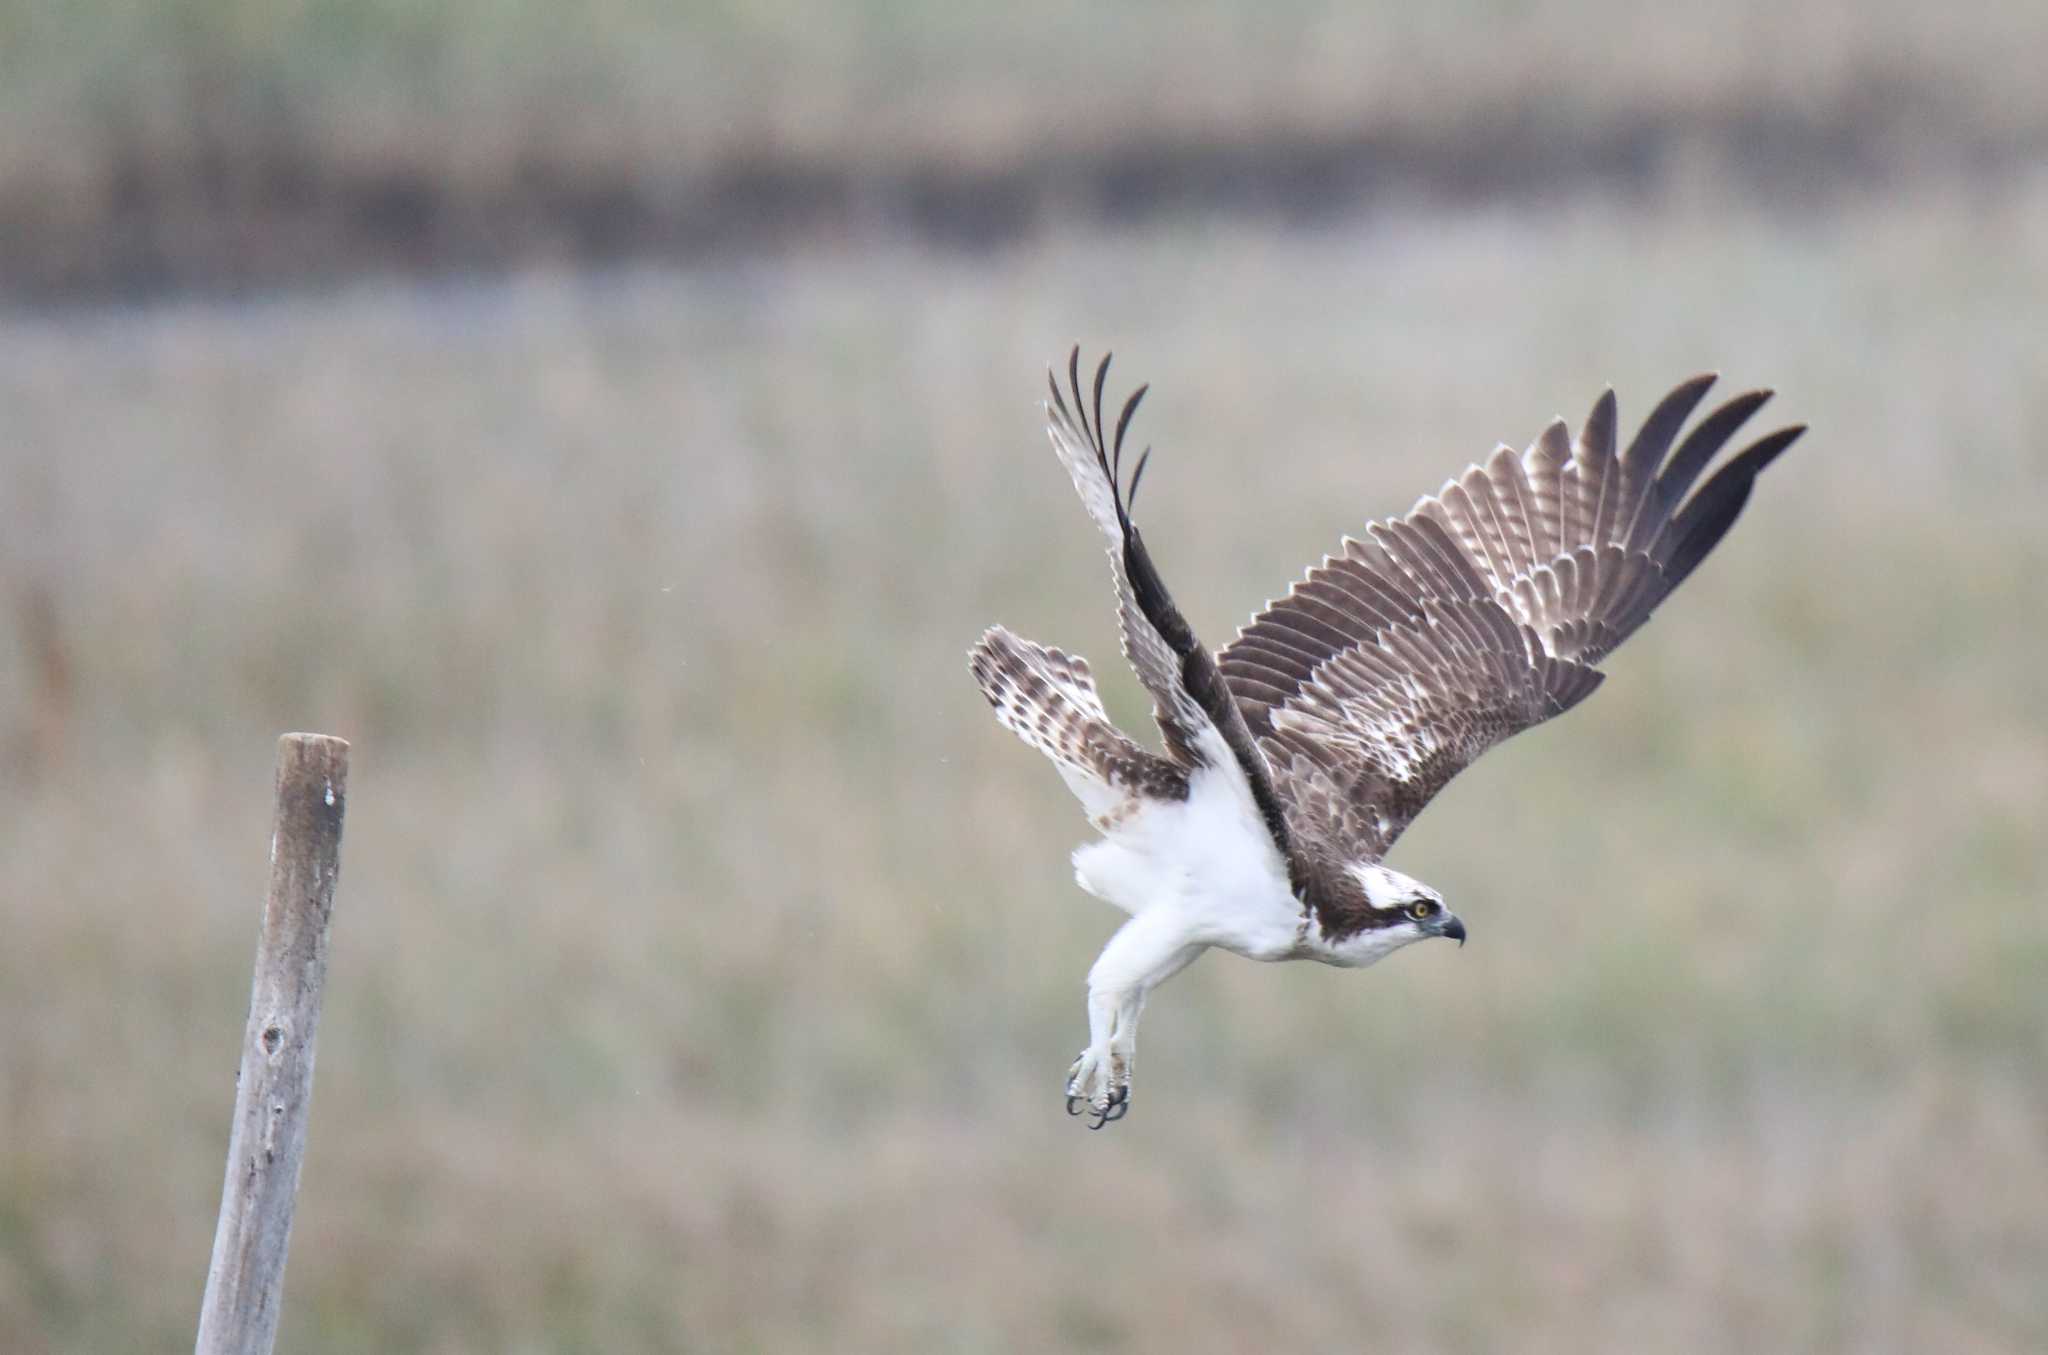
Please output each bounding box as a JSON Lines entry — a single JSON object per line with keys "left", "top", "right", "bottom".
{"left": 1438, "top": 915, "right": 1467, "bottom": 947}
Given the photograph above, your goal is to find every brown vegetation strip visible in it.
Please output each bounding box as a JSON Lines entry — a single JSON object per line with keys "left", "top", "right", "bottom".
{"left": 2, "top": 80, "right": 2035, "bottom": 302}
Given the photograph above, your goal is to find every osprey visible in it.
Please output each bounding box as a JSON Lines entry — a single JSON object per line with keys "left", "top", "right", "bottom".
{"left": 970, "top": 350, "right": 1804, "bottom": 1128}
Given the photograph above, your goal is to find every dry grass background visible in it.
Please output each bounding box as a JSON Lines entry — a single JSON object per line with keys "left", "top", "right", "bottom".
{"left": 6, "top": 0, "right": 2048, "bottom": 293}
{"left": 9, "top": 0, "right": 2048, "bottom": 180}
{"left": 2, "top": 5, "right": 2047, "bottom": 1354}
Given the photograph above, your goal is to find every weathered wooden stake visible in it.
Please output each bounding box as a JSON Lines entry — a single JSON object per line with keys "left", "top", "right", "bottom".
{"left": 195, "top": 734, "right": 350, "bottom": 1355}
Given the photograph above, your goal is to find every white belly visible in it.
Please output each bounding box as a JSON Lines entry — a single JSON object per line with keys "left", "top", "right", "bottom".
{"left": 1070, "top": 759, "right": 1304, "bottom": 961}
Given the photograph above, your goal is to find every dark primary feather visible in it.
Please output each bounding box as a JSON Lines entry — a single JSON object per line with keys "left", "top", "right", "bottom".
{"left": 1218, "top": 374, "right": 1805, "bottom": 914}
{"left": 1656, "top": 424, "right": 1804, "bottom": 591}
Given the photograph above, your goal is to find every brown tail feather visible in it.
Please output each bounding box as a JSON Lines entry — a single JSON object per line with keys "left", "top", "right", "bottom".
{"left": 968, "top": 627, "right": 1189, "bottom": 812}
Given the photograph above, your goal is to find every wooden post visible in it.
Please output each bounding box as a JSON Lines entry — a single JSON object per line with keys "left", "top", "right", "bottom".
{"left": 195, "top": 734, "right": 350, "bottom": 1355}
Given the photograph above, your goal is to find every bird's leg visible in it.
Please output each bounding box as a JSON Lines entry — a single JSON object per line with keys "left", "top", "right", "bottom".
{"left": 1066, "top": 987, "right": 1120, "bottom": 1121}
{"left": 1065, "top": 996, "right": 1133, "bottom": 1127}
{"left": 1066, "top": 909, "right": 1205, "bottom": 1127}
{"left": 1108, "top": 986, "right": 1147, "bottom": 1101}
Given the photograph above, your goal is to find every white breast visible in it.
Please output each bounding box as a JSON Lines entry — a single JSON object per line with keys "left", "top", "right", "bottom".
{"left": 1071, "top": 730, "right": 1305, "bottom": 962}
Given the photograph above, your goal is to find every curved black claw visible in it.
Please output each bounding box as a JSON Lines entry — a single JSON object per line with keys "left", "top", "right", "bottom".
{"left": 1084, "top": 1084, "right": 1132, "bottom": 1129}
{"left": 1066, "top": 1094, "right": 1083, "bottom": 1116}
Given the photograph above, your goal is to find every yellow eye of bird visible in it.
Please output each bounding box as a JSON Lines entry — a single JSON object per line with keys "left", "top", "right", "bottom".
{"left": 1409, "top": 901, "right": 1432, "bottom": 919}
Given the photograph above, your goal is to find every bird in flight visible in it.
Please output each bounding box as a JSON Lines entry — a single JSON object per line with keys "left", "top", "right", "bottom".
{"left": 970, "top": 349, "right": 1804, "bottom": 1128}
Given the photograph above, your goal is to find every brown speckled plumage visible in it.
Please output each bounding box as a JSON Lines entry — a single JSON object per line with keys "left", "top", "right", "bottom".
{"left": 969, "top": 351, "right": 1805, "bottom": 1123}
{"left": 977, "top": 354, "right": 1803, "bottom": 944}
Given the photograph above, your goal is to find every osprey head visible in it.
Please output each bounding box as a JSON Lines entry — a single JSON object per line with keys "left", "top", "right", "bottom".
{"left": 1319, "top": 862, "right": 1466, "bottom": 966}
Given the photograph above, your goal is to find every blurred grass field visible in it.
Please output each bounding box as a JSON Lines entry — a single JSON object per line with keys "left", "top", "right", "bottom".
{"left": 6, "top": 0, "right": 2048, "bottom": 293}
{"left": 3, "top": 5, "right": 2048, "bottom": 1354}
{"left": 13, "top": 0, "right": 2048, "bottom": 172}
{"left": 6, "top": 186, "right": 2045, "bottom": 1353}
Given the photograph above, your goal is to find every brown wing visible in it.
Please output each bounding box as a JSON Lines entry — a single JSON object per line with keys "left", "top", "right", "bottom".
{"left": 1044, "top": 351, "right": 1207, "bottom": 766}
{"left": 1045, "top": 350, "right": 1297, "bottom": 863}
{"left": 1219, "top": 374, "right": 1805, "bottom": 864}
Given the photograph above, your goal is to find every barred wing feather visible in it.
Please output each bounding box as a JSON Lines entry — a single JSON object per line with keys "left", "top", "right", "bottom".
{"left": 1220, "top": 375, "right": 1805, "bottom": 862}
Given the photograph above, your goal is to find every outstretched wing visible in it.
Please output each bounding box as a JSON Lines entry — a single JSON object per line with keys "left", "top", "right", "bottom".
{"left": 1046, "top": 350, "right": 1297, "bottom": 860}
{"left": 1219, "top": 375, "right": 1805, "bottom": 864}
